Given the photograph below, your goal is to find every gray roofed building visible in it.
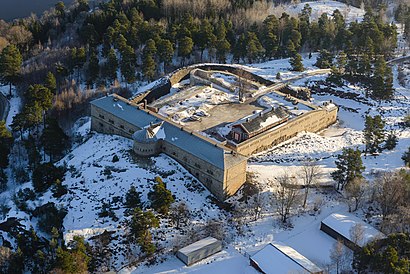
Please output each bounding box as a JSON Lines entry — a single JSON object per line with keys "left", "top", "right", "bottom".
{"left": 230, "top": 107, "right": 289, "bottom": 143}
{"left": 90, "top": 94, "right": 248, "bottom": 201}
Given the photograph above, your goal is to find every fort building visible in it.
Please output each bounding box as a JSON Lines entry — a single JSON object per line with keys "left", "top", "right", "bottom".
{"left": 90, "top": 64, "right": 338, "bottom": 201}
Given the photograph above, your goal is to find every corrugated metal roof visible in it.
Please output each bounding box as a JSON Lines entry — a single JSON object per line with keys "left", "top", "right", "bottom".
{"left": 91, "top": 95, "right": 246, "bottom": 169}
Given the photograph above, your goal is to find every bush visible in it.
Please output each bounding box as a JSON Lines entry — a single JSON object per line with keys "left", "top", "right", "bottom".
{"left": 112, "top": 154, "right": 119, "bottom": 162}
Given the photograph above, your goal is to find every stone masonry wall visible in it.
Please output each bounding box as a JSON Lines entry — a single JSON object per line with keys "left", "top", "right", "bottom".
{"left": 232, "top": 107, "right": 338, "bottom": 156}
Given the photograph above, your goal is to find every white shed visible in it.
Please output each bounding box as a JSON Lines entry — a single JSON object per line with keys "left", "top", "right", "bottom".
{"left": 250, "top": 242, "right": 323, "bottom": 274}
{"left": 176, "top": 237, "right": 222, "bottom": 266}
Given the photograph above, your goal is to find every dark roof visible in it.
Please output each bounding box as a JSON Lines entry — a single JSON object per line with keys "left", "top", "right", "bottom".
{"left": 91, "top": 95, "right": 247, "bottom": 169}
{"left": 236, "top": 107, "right": 289, "bottom": 134}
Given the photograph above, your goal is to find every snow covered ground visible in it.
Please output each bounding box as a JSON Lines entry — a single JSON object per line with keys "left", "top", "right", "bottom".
{"left": 284, "top": 0, "right": 365, "bottom": 23}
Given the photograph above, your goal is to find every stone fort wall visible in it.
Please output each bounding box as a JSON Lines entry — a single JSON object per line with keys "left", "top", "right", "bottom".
{"left": 229, "top": 106, "right": 338, "bottom": 156}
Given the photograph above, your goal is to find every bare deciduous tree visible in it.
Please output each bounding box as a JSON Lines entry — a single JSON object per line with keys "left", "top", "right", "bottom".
{"left": 350, "top": 223, "right": 365, "bottom": 247}
{"left": 170, "top": 202, "right": 190, "bottom": 229}
{"left": 330, "top": 240, "right": 351, "bottom": 274}
{"left": 300, "top": 159, "right": 321, "bottom": 208}
{"left": 274, "top": 173, "right": 301, "bottom": 224}
{"left": 345, "top": 177, "right": 367, "bottom": 212}
{"left": 375, "top": 171, "right": 406, "bottom": 219}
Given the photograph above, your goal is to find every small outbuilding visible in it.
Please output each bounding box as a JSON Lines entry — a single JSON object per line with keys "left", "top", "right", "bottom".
{"left": 250, "top": 242, "right": 323, "bottom": 274}
{"left": 176, "top": 237, "right": 222, "bottom": 266}
{"left": 320, "top": 213, "right": 386, "bottom": 250}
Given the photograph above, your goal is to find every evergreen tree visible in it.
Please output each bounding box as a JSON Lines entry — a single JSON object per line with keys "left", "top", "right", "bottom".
{"left": 0, "top": 120, "right": 13, "bottom": 169}
{"left": 0, "top": 44, "right": 22, "bottom": 96}
{"left": 25, "top": 84, "right": 53, "bottom": 113}
{"left": 364, "top": 115, "right": 385, "bottom": 155}
{"left": 32, "top": 162, "right": 65, "bottom": 193}
{"left": 128, "top": 208, "right": 159, "bottom": 255}
{"left": 124, "top": 185, "right": 141, "bottom": 209}
{"left": 55, "top": 236, "right": 90, "bottom": 274}
{"left": 104, "top": 48, "right": 118, "bottom": 84}
{"left": 178, "top": 36, "right": 193, "bottom": 65}
{"left": 157, "top": 39, "right": 174, "bottom": 70}
{"left": 0, "top": 168, "right": 7, "bottom": 193}
{"left": 246, "top": 32, "right": 264, "bottom": 63}
{"left": 85, "top": 50, "right": 99, "bottom": 88}
{"left": 314, "top": 49, "right": 333, "bottom": 69}
{"left": 41, "top": 118, "right": 69, "bottom": 161}
{"left": 290, "top": 53, "right": 304, "bottom": 71}
{"left": 142, "top": 53, "right": 156, "bottom": 81}
{"left": 402, "top": 147, "right": 410, "bottom": 167}
{"left": 331, "top": 148, "right": 365, "bottom": 190}
{"left": 148, "top": 177, "right": 174, "bottom": 215}
{"left": 22, "top": 102, "right": 43, "bottom": 130}
{"left": 24, "top": 135, "right": 41, "bottom": 170}
{"left": 384, "top": 132, "right": 398, "bottom": 150}
{"left": 120, "top": 45, "right": 136, "bottom": 84}
{"left": 44, "top": 72, "right": 57, "bottom": 94}
{"left": 216, "top": 38, "right": 231, "bottom": 63}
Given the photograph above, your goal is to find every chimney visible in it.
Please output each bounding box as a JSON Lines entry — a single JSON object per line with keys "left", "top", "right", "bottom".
{"left": 144, "top": 99, "right": 148, "bottom": 109}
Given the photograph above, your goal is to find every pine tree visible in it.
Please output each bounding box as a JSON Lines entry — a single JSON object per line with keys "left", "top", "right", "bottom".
{"left": 41, "top": 118, "right": 69, "bottom": 161}
{"left": 0, "top": 45, "right": 22, "bottom": 96}
{"left": 364, "top": 115, "right": 385, "bottom": 155}
{"left": 246, "top": 32, "right": 264, "bottom": 63}
{"left": 315, "top": 49, "right": 333, "bottom": 69}
{"left": 384, "top": 132, "right": 398, "bottom": 150}
{"left": 142, "top": 53, "right": 156, "bottom": 81}
{"left": 331, "top": 148, "right": 365, "bottom": 190}
{"left": 25, "top": 84, "right": 53, "bottom": 113}
{"left": 290, "top": 53, "right": 304, "bottom": 71}
{"left": 128, "top": 208, "right": 159, "bottom": 255}
{"left": 178, "top": 36, "right": 193, "bottom": 65}
{"left": 104, "top": 48, "right": 118, "bottom": 84}
{"left": 148, "top": 177, "right": 174, "bottom": 215}
{"left": 124, "top": 185, "right": 141, "bottom": 209}
{"left": 32, "top": 162, "right": 65, "bottom": 193}
{"left": 0, "top": 120, "right": 13, "bottom": 169}
{"left": 157, "top": 39, "right": 174, "bottom": 71}
{"left": 120, "top": 45, "right": 136, "bottom": 84}
{"left": 0, "top": 168, "right": 7, "bottom": 192}
{"left": 44, "top": 72, "right": 57, "bottom": 94}
{"left": 402, "top": 147, "right": 410, "bottom": 167}
{"left": 85, "top": 50, "right": 99, "bottom": 88}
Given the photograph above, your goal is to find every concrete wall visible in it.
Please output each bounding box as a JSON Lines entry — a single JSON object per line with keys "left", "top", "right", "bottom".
{"left": 90, "top": 104, "right": 140, "bottom": 138}
{"left": 133, "top": 140, "right": 162, "bottom": 157}
{"left": 224, "top": 159, "right": 247, "bottom": 198}
{"left": 231, "top": 107, "right": 338, "bottom": 156}
{"left": 161, "top": 140, "right": 226, "bottom": 200}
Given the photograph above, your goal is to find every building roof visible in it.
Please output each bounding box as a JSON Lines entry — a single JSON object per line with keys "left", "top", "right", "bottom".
{"left": 91, "top": 95, "right": 247, "bottom": 169}
{"left": 250, "top": 242, "right": 323, "bottom": 274}
{"left": 321, "top": 213, "right": 386, "bottom": 248}
{"left": 235, "top": 107, "right": 289, "bottom": 135}
{"left": 178, "top": 237, "right": 221, "bottom": 255}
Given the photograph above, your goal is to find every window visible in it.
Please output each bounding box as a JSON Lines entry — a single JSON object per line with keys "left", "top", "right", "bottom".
{"left": 207, "top": 169, "right": 214, "bottom": 175}
{"left": 194, "top": 163, "right": 201, "bottom": 168}
{"left": 98, "top": 114, "right": 105, "bottom": 119}
{"left": 109, "top": 119, "right": 114, "bottom": 124}
{"left": 99, "top": 122, "right": 104, "bottom": 127}
{"left": 120, "top": 125, "right": 124, "bottom": 129}
{"left": 129, "top": 129, "right": 133, "bottom": 133}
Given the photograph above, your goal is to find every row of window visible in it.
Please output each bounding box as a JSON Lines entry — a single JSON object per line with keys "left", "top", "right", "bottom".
{"left": 98, "top": 113, "right": 133, "bottom": 134}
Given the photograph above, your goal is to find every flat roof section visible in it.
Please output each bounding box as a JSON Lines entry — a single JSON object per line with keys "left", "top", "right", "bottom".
{"left": 250, "top": 242, "right": 323, "bottom": 274}
{"left": 321, "top": 213, "right": 386, "bottom": 248}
